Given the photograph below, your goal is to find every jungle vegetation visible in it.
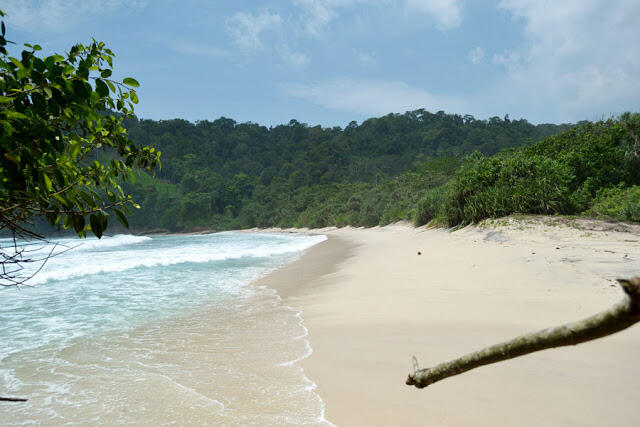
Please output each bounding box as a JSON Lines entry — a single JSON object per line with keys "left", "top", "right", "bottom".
{"left": 115, "top": 111, "right": 581, "bottom": 232}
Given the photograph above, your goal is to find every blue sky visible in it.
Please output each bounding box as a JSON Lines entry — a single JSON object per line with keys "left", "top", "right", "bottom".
{"left": 4, "top": 1, "right": 639, "bottom": 127}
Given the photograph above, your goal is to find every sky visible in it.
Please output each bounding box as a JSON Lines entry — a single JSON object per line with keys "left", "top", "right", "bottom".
{"left": 3, "top": 0, "right": 639, "bottom": 127}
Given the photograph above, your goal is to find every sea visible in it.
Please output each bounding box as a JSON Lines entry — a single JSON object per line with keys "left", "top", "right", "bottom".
{"left": 0, "top": 232, "right": 330, "bottom": 425}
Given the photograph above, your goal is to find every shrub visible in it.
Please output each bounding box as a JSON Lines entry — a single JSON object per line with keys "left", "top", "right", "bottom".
{"left": 588, "top": 186, "right": 640, "bottom": 222}
{"left": 413, "top": 185, "right": 447, "bottom": 226}
{"left": 442, "top": 151, "right": 576, "bottom": 226}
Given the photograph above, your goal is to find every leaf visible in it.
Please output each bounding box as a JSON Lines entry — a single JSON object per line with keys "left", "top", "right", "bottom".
{"left": 113, "top": 208, "right": 129, "bottom": 228}
{"left": 130, "top": 90, "right": 138, "bottom": 104}
{"left": 122, "top": 77, "right": 139, "bottom": 87}
{"left": 0, "top": 96, "right": 12, "bottom": 103}
{"left": 5, "top": 111, "right": 28, "bottom": 120}
{"left": 9, "top": 57, "right": 23, "bottom": 69}
{"left": 89, "top": 213, "right": 103, "bottom": 238}
{"left": 71, "top": 214, "right": 85, "bottom": 233}
{"left": 95, "top": 78, "right": 109, "bottom": 98}
{"left": 100, "top": 212, "right": 109, "bottom": 231}
{"left": 100, "top": 69, "right": 112, "bottom": 78}
{"left": 78, "top": 190, "right": 94, "bottom": 206}
{"left": 4, "top": 153, "right": 18, "bottom": 163}
{"left": 43, "top": 173, "right": 53, "bottom": 192}
{"left": 53, "top": 194, "right": 71, "bottom": 208}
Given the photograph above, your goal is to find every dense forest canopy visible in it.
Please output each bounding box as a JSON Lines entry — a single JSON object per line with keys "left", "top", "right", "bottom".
{"left": 115, "top": 110, "right": 572, "bottom": 231}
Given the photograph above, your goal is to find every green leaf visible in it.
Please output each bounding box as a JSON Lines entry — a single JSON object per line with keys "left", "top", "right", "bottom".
{"left": 89, "top": 213, "right": 103, "bottom": 238}
{"left": 43, "top": 173, "right": 53, "bottom": 192}
{"left": 9, "top": 57, "right": 23, "bottom": 69}
{"left": 95, "top": 78, "right": 109, "bottom": 98}
{"left": 4, "top": 111, "right": 28, "bottom": 120}
{"left": 122, "top": 77, "right": 139, "bottom": 87}
{"left": 71, "top": 214, "right": 86, "bottom": 233}
{"left": 0, "top": 96, "right": 12, "bottom": 103}
{"left": 113, "top": 208, "right": 129, "bottom": 228}
{"left": 130, "top": 90, "right": 138, "bottom": 104}
{"left": 100, "top": 69, "right": 112, "bottom": 78}
{"left": 53, "top": 194, "right": 71, "bottom": 208}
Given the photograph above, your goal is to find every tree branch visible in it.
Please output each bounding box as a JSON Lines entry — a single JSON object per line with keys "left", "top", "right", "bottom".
{"left": 406, "top": 277, "right": 640, "bottom": 389}
{"left": 0, "top": 396, "right": 28, "bottom": 402}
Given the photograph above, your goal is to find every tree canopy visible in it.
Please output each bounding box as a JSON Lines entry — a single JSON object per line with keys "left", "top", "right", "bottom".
{"left": 111, "top": 111, "right": 570, "bottom": 232}
{"left": 0, "top": 10, "right": 160, "bottom": 240}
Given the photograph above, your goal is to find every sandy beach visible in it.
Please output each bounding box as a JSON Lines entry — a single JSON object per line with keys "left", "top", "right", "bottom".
{"left": 255, "top": 217, "right": 640, "bottom": 426}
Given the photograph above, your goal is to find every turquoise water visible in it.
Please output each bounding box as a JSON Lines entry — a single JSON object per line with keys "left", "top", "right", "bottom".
{"left": 0, "top": 232, "right": 328, "bottom": 425}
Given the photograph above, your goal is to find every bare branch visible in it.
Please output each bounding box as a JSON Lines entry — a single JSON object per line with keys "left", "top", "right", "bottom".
{"left": 0, "top": 396, "right": 28, "bottom": 402}
{"left": 406, "top": 277, "right": 640, "bottom": 389}
{"left": 0, "top": 233, "right": 78, "bottom": 287}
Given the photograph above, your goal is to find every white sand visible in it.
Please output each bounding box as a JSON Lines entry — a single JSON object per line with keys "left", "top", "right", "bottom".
{"left": 255, "top": 217, "right": 640, "bottom": 426}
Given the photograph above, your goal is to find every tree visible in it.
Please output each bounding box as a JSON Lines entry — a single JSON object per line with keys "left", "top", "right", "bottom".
{"left": 0, "top": 10, "right": 160, "bottom": 287}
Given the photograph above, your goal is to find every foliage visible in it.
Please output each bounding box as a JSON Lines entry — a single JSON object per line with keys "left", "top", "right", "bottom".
{"left": 438, "top": 114, "right": 640, "bottom": 226}
{"left": 588, "top": 186, "right": 640, "bottom": 222}
{"left": 441, "top": 152, "right": 577, "bottom": 226}
{"left": 413, "top": 185, "right": 447, "bottom": 226}
{"left": 524, "top": 114, "right": 640, "bottom": 196}
{"left": 0, "top": 11, "right": 159, "bottom": 239}
{"left": 111, "top": 111, "right": 568, "bottom": 232}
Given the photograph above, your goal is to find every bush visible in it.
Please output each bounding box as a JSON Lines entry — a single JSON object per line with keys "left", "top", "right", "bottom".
{"left": 588, "top": 186, "right": 640, "bottom": 222}
{"left": 413, "top": 185, "right": 446, "bottom": 226}
{"left": 442, "top": 151, "right": 576, "bottom": 226}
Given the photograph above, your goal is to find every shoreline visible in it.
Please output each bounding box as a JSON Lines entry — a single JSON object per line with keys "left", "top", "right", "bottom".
{"left": 254, "top": 218, "right": 640, "bottom": 426}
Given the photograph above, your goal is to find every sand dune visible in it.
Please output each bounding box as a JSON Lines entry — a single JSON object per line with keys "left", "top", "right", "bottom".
{"left": 255, "top": 217, "right": 640, "bottom": 426}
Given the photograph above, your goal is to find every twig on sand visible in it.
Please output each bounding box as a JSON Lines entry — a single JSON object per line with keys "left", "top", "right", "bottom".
{"left": 0, "top": 396, "right": 28, "bottom": 402}
{"left": 407, "top": 277, "right": 640, "bottom": 389}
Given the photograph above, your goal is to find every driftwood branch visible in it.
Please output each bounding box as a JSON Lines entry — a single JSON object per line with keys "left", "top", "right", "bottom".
{"left": 407, "top": 277, "right": 640, "bottom": 389}
{"left": 0, "top": 397, "right": 28, "bottom": 402}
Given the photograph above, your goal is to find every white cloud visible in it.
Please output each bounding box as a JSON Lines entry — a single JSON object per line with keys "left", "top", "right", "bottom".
{"left": 281, "top": 79, "right": 464, "bottom": 116}
{"left": 492, "top": 50, "right": 519, "bottom": 68}
{"left": 226, "top": 11, "right": 282, "bottom": 52}
{"left": 293, "top": 0, "right": 339, "bottom": 37}
{"left": 494, "top": 0, "right": 640, "bottom": 121}
{"left": 403, "top": 0, "right": 463, "bottom": 30}
{"left": 358, "top": 51, "right": 376, "bottom": 66}
{"left": 467, "top": 46, "right": 485, "bottom": 64}
{"left": 291, "top": 0, "right": 463, "bottom": 38}
{"left": 2, "top": 0, "right": 146, "bottom": 32}
{"left": 277, "top": 44, "right": 310, "bottom": 67}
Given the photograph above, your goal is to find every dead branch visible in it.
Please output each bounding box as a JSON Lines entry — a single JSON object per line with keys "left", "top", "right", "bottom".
{"left": 0, "top": 397, "right": 28, "bottom": 402}
{"left": 407, "top": 277, "right": 640, "bottom": 389}
{"left": 0, "top": 233, "right": 77, "bottom": 287}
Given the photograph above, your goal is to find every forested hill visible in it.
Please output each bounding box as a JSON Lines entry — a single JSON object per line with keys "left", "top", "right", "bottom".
{"left": 125, "top": 110, "right": 568, "bottom": 188}
{"left": 118, "top": 110, "right": 571, "bottom": 232}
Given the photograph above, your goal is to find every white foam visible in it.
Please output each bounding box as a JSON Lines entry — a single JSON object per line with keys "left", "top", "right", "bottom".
{"left": 23, "top": 233, "right": 327, "bottom": 285}
{"left": 70, "top": 234, "right": 152, "bottom": 250}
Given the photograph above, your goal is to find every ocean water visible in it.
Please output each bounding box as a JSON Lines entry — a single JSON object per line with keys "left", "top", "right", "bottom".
{"left": 0, "top": 232, "right": 329, "bottom": 425}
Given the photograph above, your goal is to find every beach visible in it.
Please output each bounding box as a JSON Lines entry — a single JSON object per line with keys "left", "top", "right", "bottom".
{"left": 255, "top": 217, "right": 640, "bottom": 426}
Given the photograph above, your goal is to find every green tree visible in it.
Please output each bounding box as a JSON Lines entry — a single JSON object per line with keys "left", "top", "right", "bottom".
{"left": 0, "top": 10, "right": 160, "bottom": 240}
